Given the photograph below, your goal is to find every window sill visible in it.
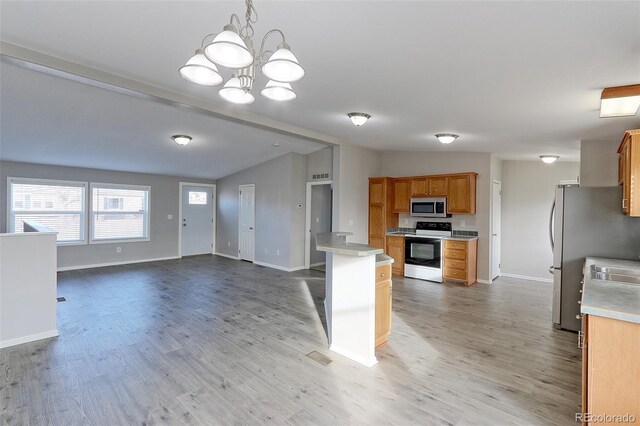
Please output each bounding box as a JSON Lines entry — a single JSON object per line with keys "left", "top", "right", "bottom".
{"left": 89, "top": 238, "right": 151, "bottom": 245}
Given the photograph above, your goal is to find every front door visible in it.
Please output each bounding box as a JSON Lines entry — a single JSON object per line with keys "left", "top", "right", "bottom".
{"left": 182, "top": 185, "right": 213, "bottom": 256}
{"left": 239, "top": 184, "right": 255, "bottom": 262}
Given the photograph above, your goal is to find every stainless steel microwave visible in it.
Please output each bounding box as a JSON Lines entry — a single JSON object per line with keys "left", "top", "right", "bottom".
{"left": 410, "top": 197, "right": 449, "bottom": 218}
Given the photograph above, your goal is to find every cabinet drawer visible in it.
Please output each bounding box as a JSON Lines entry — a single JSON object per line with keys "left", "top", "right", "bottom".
{"left": 445, "top": 240, "right": 467, "bottom": 250}
{"left": 444, "top": 267, "right": 467, "bottom": 280}
{"left": 376, "top": 265, "right": 391, "bottom": 282}
{"left": 445, "top": 259, "right": 467, "bottom": 270}
{"left": 444, "top": 249, "right": 466, "bottom": 260}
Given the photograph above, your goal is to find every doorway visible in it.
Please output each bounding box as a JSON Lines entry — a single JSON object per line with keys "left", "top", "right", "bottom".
{"left": 305, "top": 181, "right": 333, "bottom": 270}
{"left": 492, "top": 180, "right": 502, "bottom": 280}
{"left": 180, "top": 183, "right": 215, "bottom": 257}
{"left": 238, "top": 184, "right": 255, "bottom": 262}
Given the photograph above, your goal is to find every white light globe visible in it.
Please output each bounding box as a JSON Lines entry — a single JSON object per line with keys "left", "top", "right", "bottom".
{"left": 261, "top": 80, "right": 296, "bottom": 101}
{"left": 179, "top": 49, "right": 223, "bottom": 86}
{"left": 204, "top": 27, "right": 253, "bottom": 69}
{"left": 218, "top": 77, "right": 255, "bottom": 104}
{"left": 262, "top": 48, "right": 305, "bottom": 83}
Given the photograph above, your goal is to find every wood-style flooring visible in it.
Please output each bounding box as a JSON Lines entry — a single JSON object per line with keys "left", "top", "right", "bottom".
{"left": 0, "top": 255, "right": 581, "bottom": 425}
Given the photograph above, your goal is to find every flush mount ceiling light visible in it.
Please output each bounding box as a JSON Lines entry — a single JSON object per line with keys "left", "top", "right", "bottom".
{"left": 172, "top": 135, "right": 192, "bottom": 146}
{"left": 600, "top": 84, "right": 640, "bottom": 118}
{"left": 347, "top": 112, "right": 371, "bottom": 127}
{"left": 540, "top": 155, "right": 560, "bottom": 164}
{"left": 178, "top": 0, "right": 303, "bottom": 104}
{"left": 435, "top": 134, "right": 459, "bottom": 144}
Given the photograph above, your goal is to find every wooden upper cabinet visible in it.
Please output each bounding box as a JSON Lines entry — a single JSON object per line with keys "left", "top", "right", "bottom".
{"left": 447, "top": 173, "right": 477, "bottom": 214}
{"left": 618, "top": 129, "right": 640, "bottom": 216}
{"left": 429, "top": 176, "right": 448, "bottom": 196}
{"left": 393, "top": 179, "right": 410, "bottom": 212}
{"left": 410, "top": 178, "right": 428, "bottom": 197}
{"left": 369, "top": 181, "right": 385, "bottom": 205}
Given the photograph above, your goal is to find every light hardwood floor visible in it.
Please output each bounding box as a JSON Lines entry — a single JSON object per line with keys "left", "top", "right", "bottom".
{"left": 0, "top": 255, "right": 580, "bottom": 425}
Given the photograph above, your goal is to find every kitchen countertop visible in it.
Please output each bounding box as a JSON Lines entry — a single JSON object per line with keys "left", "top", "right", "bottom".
{"left": 315, "top": 232, "right": 383, "bottom": 257}
{"left": 581, "top": 257, "right": 640, "bottom": 324}
{"left": 386, "top": 231, "right": 478, "bottom": 241}
{"left": 376, "top": 254, "right": 394, "bottom": 266}
{"left": 443, "top": 236, "right": 479, "bottom": 241}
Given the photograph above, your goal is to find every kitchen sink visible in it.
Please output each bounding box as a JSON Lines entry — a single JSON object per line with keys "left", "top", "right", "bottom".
{"left": 591, "top": 264, "right": 640, "bottom": 285}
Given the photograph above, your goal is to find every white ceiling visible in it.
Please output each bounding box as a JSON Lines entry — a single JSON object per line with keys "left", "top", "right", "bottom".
{"left": 1, "top": 1, "right": 640, "bottom": 172}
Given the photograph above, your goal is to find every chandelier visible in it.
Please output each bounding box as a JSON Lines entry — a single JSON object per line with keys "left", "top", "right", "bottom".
{"left": 178, "top": 0, "right": 304, "bottom": 104}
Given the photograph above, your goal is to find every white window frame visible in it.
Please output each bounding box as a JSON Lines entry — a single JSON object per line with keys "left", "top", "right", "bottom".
{"left": 6, "top": 177, "right": 88, "bottom": 246}
{"left": 89, "top": 182, "right": 150, "bottom": 244}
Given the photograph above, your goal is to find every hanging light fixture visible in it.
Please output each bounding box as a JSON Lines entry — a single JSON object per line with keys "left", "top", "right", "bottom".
{"left": 179, "top": 0, "right": 304, "bottom": 104}
{"left": 347, "top": 112, "right": 371, "bottom": 127}
{"left": 172, "top": 135, "right": 192, "bottom": 146}
{"left": 435, "top": 134, "right": 459, "bottom": 144}
{"left": 540, "top": 155, "right": 559, "bottom": 164}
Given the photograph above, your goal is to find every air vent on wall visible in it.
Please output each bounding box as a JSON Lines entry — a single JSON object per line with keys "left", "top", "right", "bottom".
{"left": 312, "top": 173, "right": 329, "bottom": 180}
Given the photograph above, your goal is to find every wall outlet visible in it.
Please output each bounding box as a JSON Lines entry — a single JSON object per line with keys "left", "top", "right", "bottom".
{"left": 264, "top": 248, "right": 268, "bottom": 254}
{"left": 276, "top": 249, "right": 280, "bottom": 256}
{"left": 228, "top": 241, "right": 231, "bottom": 247}
{"left": 316, "top": 217, "right": 320, "bottom": 223}
{"left": 116, "top": 247, "right": 122, "bottom": 253}
{"left": 167, "top": 214, "right": 173, "bottom": 220}
{"left": 460, "top": 221, "right": 466, "bottom": 227}
{"left": 403, "top": 218, "right": 409, "bottom": 225}
{"left": 348, "top": 219, "right": 354, "bottom": 226}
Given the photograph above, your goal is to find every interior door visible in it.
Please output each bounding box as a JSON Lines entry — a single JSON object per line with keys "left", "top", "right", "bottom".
{"left": 182, "top": 185, "right": 213, "bottom": 256}
{"left": 238, "top": 184, "right": 255, "bottom": 262}
{"left": 491, "top": 181, "right": 501, "bottom": 279}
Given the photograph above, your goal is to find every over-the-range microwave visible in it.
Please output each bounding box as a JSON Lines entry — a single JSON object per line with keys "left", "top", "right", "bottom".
{"left": 410, "top": 197, "right": 450, "bottom": 218}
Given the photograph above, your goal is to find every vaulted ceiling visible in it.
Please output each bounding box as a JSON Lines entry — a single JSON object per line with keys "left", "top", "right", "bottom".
{"left": 1, "top": 1, "right": 639, "bottom": 178}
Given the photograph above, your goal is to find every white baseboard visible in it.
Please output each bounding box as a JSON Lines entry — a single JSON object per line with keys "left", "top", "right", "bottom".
{"left": 214, "top": 252, "right": 240, "bottom": 260}
{"left": 254, "top": 261, "right": 305, "bottom": 272}
{"left": 477, "top": 279, "right": 491, "bottom": 284}
{"left": 57, "top": 256, "right": 180, "bottom": 272}
{"left": 500, "top": 273, "right": 552, "bottom": 283}
{"left": 310, "top": 262, "right": 326, "bottom": 267}
{"left": 0, "top": 329, "right": 59, "bottom": 349}
{"left": 329, "top": 344, "right": 378, "bottom": 367}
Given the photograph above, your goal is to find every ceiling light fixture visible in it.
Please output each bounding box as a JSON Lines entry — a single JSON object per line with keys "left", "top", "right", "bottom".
{"left": 600, "top": 84, "right": 640, "bottom": 118}
{"left": 179, "top": 0, "right": 303, "bottom": 104}
{"left": 348, "top": 112, "right": 371, "bottom": 127}
{"left": 435, "top": 134, "right": 459, "bottom": 144}
{"left": 540, "top": 155, "right": 559, "bottom": 164}
{"left": 172, "top": 135, "right": 192, "bottom": 146}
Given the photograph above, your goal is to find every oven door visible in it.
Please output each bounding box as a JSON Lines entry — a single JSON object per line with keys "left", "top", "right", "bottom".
{"left": 404, "top": 237, "right": 442, "bottom": 268}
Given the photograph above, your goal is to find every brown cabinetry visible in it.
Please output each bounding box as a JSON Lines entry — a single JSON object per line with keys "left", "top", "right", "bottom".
{"left": 375, "top": 264, "right": 392, "bottom": 348}
{"left": 581, "top": 314, "right": 640, "bottom": 425}
{"left": 386, "top": 236, "right": 405, "bottom": 276}
{"left": 447, "top": 174, "right": 477, "bottom": 214}
{"left": 393, "top": 179, "right": 410, "bottom": 213}
{"left": 443, "top": 239, "right": 478, "bottom": 286}
{"left": 429, "top": 176, "right": 448, "bottom": 196}
{"left": 410, "top": 178, "right": 428, "bottom": 197}
{"left": 617, "top": 129, "right": 640, "bottom": 216}
{"left": 368, "top": 178, "right": 397, "bottom": 250}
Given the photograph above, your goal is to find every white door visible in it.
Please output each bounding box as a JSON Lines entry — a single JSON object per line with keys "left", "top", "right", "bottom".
{"left": 238, "top": 184, "right": 255, "bottom": 262}
{"left": 182, "top": 185, "right": 213, "bottom": 256}
{"left": 491, "top": 181, "right": 502, "bottom": 280}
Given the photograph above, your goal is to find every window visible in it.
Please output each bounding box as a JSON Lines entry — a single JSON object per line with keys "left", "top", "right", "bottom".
{"left": 188, "top": 191, "right": 208, "bottom": 205}
{"left": 90, "top": 183, "right": 149, "bottom": 243}
{"left": 8, "top": 177, "right": 87, "bottom": 244}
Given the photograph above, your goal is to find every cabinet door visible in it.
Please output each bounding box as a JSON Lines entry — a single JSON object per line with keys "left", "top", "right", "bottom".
{"left": 370, "top": 181, "right": 384, "bottom": 205}
{"left": 369, "top": 205, "right": 385, "bottom": 240}
{"left": 393, "top": 180, "right": 410, "bottom": 212}
{"left": 447, "top": 175, "right": 472, "bottom": 213}
{"left": 429, "top": 176, "right": 448, "bottom": 196}
{"left": 375, "top": 279, "right": 391, "bottom": 347}
{"left": 410, "top": 178, "right": 428, "bottom": 197}
{"left": 622, "top": 140, "right": 631, "bottom": 214}
{"left": 386, "top": 236, "right": 405, "bottom": 275}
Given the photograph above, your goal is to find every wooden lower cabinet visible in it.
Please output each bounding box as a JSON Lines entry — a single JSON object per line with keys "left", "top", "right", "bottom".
{"left": 386, "top": 236, "right": 405, "bottom": 276}
{"left": 582, "top": 314, "right": 640, "bottom": 425}
{"left": 375, "top": 264, "right": 392, "bottom": 348}
{"left": 443, "top": 239, "right": 477, "bottom": 286}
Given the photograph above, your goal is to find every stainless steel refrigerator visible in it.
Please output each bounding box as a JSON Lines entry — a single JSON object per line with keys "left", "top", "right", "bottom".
{"left": 550, "top": 185, "right": 640, "bottom": 332}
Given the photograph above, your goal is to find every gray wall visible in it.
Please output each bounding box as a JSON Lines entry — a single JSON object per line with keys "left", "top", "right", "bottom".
{"left": 0, "top": 160, "right": 215, "bottom": 269}
{"left": 580, "top": 139, "right": 619, "bottom": 187}
{"left": 215, "top": 153, "right": 307, "bottom": 269}
{"left": 382, "top": 151, "right": 492, "bottom": 282}
{"left": 310, "top": 184, "right": 332, "bottom": 265}
{"left": 307, "top": 147, "right": 333, "bottom": 181}
{"left": 501, "top": 160, "right": 580, "bottom": 281}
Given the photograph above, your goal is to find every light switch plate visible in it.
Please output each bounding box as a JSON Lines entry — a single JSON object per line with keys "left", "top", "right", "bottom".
{"left": 167, "top": 214, "right": 173, "bottom": 220}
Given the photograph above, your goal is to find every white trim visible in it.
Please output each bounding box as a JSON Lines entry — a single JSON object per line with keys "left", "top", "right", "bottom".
{"left": 89, "top": 237, "right": 151, "bottom": 245}
{"left": 329, "top": 344, "right": 378, "bottom": 368}
{"left": 310, "top": 262, "right": 326, "bottom": 268}
{"left": 490, "top": 179, "right": 502, "bottom": 281}
{"left": 305, "top": 180, "right": 333, "bottom": 269}
{"left": 478, "top": 279, "right": 492, "bottom": 284}
{"left": 178, "top": 182, "right": 217, "bottom": 258}
{"left": 0, "top": 329, "right": 59, "bottom": 349}
{"left": 238, "top": 184, "right": 255, "bottom": 262}
{"left": 214, "top": 252, "right": 240, "bottom": 260}
{"left": 254, "top": 260, "right": 305, "bottom": 272}
{"left": 57, "top": 256, "right": 180, "bottom": 272}
{"left": 499, "top": 272, "right": 552, "bottom": 283}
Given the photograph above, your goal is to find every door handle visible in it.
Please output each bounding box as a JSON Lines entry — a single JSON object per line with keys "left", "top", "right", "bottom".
{"left": 249, "top": 227, "right": 254, "bottom": 230}
{"left": 183, "top": 223, "right": 186, "bottom": 227}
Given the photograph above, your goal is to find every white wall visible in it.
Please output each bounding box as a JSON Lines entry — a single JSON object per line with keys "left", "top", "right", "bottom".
{"left": 382, "top": 151, "right": 492, "bottom": 282}
{"left": 501, "top": 160, "right": 580, "bottom": 281}
{"left": 0, "top": 161, "right": 215, "bottom": 269}
{"left": 307, "top": 147, "right": 333, "bottom": 181}
{"left": 580, "top": 139, "right": 619, "bottom": 187}
{"left": 310, "top": 184, "right": 332, "bottom": 264}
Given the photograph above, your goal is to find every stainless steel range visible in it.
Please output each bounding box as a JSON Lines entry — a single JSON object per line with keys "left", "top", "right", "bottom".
{"left": 404, "top": 222, "right": 452, "bottom": 282}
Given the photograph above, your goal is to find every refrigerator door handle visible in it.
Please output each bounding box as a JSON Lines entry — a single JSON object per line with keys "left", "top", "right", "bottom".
{"left": 549, "top": 199, "right": 556, "bottom": 250}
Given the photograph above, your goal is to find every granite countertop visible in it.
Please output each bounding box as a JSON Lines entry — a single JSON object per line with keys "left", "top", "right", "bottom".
{"left": 581, "top": 257, "right": 640, "bottom": 324}
{"left": 376, "top": 254, "right": 394, "bottom": 266}
{"left": 443, "top": 236, "right": 479, "bottom": 241}
{"left": 386, "top": 231, "right": 414, "bottom": 237}
{"left": 315, "top": 232, "right": 383, "bottom": 257}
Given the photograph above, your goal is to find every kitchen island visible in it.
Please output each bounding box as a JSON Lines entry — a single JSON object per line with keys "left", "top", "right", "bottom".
{"left": 315, "top": 232, "right": 392, "bottom": 367}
